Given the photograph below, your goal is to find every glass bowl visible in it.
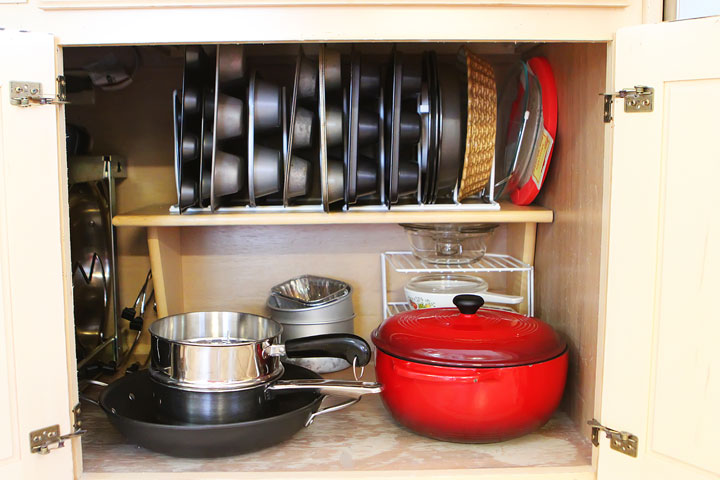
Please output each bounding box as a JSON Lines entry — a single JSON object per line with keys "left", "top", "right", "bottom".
{"left": 400, "top": 223, "right": 498, "bottom": 265}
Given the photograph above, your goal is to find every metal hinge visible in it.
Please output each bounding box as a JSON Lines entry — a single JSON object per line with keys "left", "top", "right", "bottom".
{"left": 588, "top": 418, "right": 638, "bottom": 457}
{"left": 10, "top": 76, "right": 69, "bottom": 107}
{"left": 29, "top": 404, "right": 86, "bottom": 455}
{"left": 602, "top": 85, "right": 654, "bottom": 123}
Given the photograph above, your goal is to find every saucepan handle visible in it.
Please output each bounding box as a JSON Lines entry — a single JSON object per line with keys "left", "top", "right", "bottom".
{"left": 78, "top": 379, "right": 108, "bottom": 407}
{"left": 305, "top": 397, "right": 360, "bottom": 427}
{"left": 283, "top": 334, "right": 372, "bottom": 366}
{"left": 267, "top": 378, "right": 382, "bottom": 398}
{"left": 481, "top": 290, "right": 524, "bottom": 305}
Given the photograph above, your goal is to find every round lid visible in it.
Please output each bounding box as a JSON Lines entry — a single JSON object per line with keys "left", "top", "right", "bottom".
{"left": 372, "top": 294, "right": 566, "bottom": 368}
{"left": 405, "top": 274, "right": 488, "bottom": 295}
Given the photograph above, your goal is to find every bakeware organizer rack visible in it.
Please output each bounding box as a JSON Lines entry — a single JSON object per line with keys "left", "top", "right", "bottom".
{"left": 380, "top": 251, "right": 534, "bottom": 319}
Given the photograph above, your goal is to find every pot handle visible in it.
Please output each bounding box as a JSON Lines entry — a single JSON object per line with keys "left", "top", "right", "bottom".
{"left": 283, "top": 334, "right": 372, "bottom": 366}
{"left": 305, "top": 397, "right": 360, "bottom": 427}
{"left": 391, "top": 360, "right": 502, "bottom": 383}
{"left": 78, "top": 379, "right": 108, "bottom": 407}
{"left": 267, "top": 378, "right": 382, "bottom": 398}
{"left": 481, "top": 290, "right": 524, "bottom": 305}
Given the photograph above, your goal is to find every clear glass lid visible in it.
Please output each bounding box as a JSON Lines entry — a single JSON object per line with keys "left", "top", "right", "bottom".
{"left": 494, "top": 62, "right": 529, "bottom": 198}
{"left": 405, "top": 274, "right": 488, "bottom": 295}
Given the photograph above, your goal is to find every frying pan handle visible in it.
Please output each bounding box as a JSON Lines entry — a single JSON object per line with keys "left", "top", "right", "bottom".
{"left": 78, "top": 379, "right": 108, "bottom": 407}
{"left": 305, "top": 397, "right": 360, "bottom": 427}
{"left": 283, "top": 334, "right": 372, "bottom": 366}
{"left": 268, "top": 378, "right": 382, "bottom": 398}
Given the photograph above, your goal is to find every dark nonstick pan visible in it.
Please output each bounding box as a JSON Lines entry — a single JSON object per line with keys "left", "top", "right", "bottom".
{"left": 84, "top": 364, "right": 372, "bottom": 458}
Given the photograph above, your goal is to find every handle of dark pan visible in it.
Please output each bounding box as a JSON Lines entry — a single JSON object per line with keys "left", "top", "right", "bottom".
{"left": 78, "top": 379, "right": 109, "bottom": 407}
{"left": 284, "top": 334, "right": 372, "bottom": 366}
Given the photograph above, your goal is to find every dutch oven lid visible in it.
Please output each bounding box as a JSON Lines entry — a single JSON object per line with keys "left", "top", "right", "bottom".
{"left": 371, "top": 294, "right": 566, "bottom": 368}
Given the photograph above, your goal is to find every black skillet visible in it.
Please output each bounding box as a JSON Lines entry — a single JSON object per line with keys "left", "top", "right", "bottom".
{"left": 85, "top": 364, "right": 366, "bottom": 458}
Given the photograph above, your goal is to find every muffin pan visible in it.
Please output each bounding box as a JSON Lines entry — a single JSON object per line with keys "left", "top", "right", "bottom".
{"left": 321, "top": 47, "right": 345, "bottom": 210}
{"left": 285, "top": 48, "right": 320, "bottom": 207}
{"left": 176, "top": 46, "right": 212, "bottom": 212}
{"left": 211, "top": 45, "right": 248, "bottom": 211}
{"left": 173, "top": 44, "right": 506, "bottom": 214}
{"left": 346, "top": 50, "right": 383, "bottom": 206}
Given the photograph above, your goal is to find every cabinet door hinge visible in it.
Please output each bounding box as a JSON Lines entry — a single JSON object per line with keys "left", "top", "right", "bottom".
{"left": 10, "top": 76, "right": 69, "bottom": 107}
{"left": 587, "top": 418, "right": 638, "bottom": 457}
{"left": 29, "top": 403, "right": 86, "bottom": 455}
{"left": 601, "top": 85, "right": 654, "bottom": 123}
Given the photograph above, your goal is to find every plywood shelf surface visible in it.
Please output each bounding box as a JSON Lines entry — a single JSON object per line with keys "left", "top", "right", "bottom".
{"left": 81, "top": 367, "right": 591, "bottom": 479}
{"left": 112, "top": 203, "right": 553, "bottom": 227}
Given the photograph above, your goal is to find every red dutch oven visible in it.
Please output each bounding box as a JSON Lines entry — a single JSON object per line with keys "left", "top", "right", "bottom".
{"left": 371, "top": 294, "right": 568, "bottom": 443}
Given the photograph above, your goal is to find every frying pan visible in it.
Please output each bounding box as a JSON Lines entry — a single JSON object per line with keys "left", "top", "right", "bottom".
{"left": 83, "top": 364, "right": 373, "bottom": 458}
{"left": 150, "top": 367, "right": 380, "bottom": 424}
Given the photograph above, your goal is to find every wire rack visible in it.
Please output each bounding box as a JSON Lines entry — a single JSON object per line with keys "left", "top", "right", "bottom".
{"left": 381, "top": 251, "right": 534, "bottom": 318}
{"left": 385, "top": 302, "right": 520, "bottom": 317}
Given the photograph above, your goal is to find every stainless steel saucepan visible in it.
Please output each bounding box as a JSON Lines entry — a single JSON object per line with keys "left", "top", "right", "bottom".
{"left": 148, "top": 311, "right": 377, "bottom": 424}
{"left": 149, "top": 311, "right": 371, "bottom": 391}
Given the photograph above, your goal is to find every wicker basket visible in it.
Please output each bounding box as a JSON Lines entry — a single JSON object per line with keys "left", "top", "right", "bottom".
{"left": 458, "top": 49, "right": 497, "bottom": 201}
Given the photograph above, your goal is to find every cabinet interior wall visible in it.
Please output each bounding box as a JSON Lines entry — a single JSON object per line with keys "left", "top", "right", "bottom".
{"left": 63, "top": 40, "right": 608, "bottom": 446}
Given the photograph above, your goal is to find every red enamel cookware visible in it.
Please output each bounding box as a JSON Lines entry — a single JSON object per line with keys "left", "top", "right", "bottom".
{"left": 371, "top": 294, "right": 567, "bottom": 443}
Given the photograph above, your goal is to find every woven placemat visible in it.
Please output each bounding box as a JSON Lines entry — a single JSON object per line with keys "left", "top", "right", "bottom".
{"left": 458, "top": 49, "right": 496, "bottom": 201}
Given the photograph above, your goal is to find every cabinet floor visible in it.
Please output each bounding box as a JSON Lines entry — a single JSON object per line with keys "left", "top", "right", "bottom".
{"left": 81, "top": 393, "right": 591, "bottom": 473}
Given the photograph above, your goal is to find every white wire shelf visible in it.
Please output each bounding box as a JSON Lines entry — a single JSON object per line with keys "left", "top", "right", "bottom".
{"left": 383, "top": 251, "right": 532, "bottom": 273}
{"left": 381, "top": 251, "right": 535, "bottom": 318}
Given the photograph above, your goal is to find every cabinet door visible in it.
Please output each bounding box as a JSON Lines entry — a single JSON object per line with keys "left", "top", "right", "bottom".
{"left": 599, "top": 16, "right": 720, "bottom": 480}
{"left": 0, "top": 30, "right": 76, "bottom": 479}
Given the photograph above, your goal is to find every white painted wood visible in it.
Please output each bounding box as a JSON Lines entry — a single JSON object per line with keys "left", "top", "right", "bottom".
{"left": 38, "top": 0, "right": 631, "bottom": 9}
{"left": 33, "top": 0, "right": 633, "bottom": 12}
{"left": 0, "top": 140, "right": 19, "bottom": 466}
{"left": 0, "top": 29, "right": 75, "bottom": 479}
{"left": 599, "top": 15, "right": 720, "bottom": 480}
{"left": 37, "top": 0, "right": 630, "bottom": 7}
{"left": 0, "top": 1, "right": 647, "bottom": 44}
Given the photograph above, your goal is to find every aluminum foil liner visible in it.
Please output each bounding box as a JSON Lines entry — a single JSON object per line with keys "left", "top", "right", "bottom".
{"left": 271, "top": 275, "right": 349, "bottom": 306}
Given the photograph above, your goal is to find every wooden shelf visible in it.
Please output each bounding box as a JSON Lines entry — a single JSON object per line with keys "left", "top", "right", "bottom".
{"left": 81, "top": 367, "right": 591, "bottom": 479}
{"left": 112, "top": 203, "right": 553, "bottom": 227}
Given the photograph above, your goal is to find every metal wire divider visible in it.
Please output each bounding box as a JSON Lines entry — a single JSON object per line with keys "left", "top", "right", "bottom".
{"left": 380, "top": 251, "right": 535, "bottom": 319}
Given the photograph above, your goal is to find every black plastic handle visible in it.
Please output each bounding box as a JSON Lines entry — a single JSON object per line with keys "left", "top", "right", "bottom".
{"left": 453, "top": 294, "right": 485, "bottom": 315}
{"left": 284, "top": 334, "right": 372, "bottom": 366}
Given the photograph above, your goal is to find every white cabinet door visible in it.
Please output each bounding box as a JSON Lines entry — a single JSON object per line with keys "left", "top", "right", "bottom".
{"left": 599, "top": 15, "right": 720, "bottom": 480}
{"left": 0, "top": 30, "right": 76, "bottom": 479}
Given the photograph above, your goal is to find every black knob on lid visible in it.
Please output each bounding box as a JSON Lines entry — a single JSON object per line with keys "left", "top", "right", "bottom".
{"left": 453, "top": 294, "right": 485, "bottom": 314}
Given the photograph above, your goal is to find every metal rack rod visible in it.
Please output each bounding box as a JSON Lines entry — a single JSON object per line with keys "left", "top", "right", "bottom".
{"left": 381, "top": 251, "right": 535, "bottom": 318}
{"left": 76, "top": 337, "right": 116, "bottom": 370}
{"left": 384, "top": 251, "right": 532, "bottom": 273}
{"left": 171, "top": 200, "right": 501, "bottom": 214}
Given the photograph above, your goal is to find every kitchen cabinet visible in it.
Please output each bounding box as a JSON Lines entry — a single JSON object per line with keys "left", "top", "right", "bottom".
{"left": 0, "top": 2, "right": 718, "bottom": 479}
{"left": 2, "top": 0, "right": 651, "bottom": 44}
